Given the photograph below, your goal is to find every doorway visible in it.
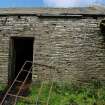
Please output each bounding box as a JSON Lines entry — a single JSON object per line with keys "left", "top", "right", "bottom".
{"left": 9, "top": 37, "right": 34, "bottom": 83}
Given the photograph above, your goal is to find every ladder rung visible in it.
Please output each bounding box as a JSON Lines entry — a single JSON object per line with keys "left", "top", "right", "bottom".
{"left": 15, "top": 80, "right": 23, "bottom": 83}
{"left": 23, "top": 70, "right": 32, "bottom": 73}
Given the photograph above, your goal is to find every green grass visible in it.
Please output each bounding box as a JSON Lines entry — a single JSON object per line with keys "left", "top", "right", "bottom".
{"left": 17, "top": 80, "right": 105, "bottom": 105}
{"left": 0, "top": 83, "right": 6, "bottom": 91}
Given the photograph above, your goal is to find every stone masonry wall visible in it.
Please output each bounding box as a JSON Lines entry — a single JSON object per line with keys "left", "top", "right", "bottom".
{"left": 0, "top": 15, "right": 105, "bottom": 83}
{"left": 0, "top": 16, "right": 38, "bottom": 83}
{"left": 33, "top": 17, "right": 105, "bottom": 83}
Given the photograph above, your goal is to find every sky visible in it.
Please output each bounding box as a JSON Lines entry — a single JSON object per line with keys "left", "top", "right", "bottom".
{"left": 0, "top": 0, "right": 105, "bottom": 8}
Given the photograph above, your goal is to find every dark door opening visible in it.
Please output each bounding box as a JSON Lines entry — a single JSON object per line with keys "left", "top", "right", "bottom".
{"left": 9, "top": 37, "right": 34, "bottom": 84}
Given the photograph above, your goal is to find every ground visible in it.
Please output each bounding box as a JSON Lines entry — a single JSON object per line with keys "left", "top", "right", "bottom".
{"left": 1, "top": 81, "right": 105, "bottom": 105}
{"left": 15, "top": 80, "right": 105, "bottom": 105}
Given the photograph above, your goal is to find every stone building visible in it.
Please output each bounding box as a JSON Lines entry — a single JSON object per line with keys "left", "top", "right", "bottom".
{"left": 0, "top": 6, "right": 105, "bottom": 84}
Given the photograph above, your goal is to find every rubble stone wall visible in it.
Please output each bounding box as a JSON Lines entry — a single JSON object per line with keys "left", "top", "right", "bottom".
{"left": 0, "top": 14, "right": 105, "bottom": 83}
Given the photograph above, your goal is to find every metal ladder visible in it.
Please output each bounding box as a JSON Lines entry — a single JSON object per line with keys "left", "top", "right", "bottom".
{"left": 0, "top": 60, "right": 33, "bottom": 105}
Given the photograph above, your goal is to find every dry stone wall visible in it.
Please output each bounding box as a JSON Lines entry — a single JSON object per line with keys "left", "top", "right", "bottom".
{"left": 33, "top": 17, "right": 105, "bottom": 83}
{"left": 0, "top": 14, "right": 105, "bottom": 83}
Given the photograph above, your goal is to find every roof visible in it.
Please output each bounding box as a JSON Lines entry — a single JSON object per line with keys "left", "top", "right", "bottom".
{"left": 0, "top": 5, "right": 105, "bottom": 16}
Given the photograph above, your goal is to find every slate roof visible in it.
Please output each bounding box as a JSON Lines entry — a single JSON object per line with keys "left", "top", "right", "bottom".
{"left": 0, "top": 5, "right": 105, "bottom": 16}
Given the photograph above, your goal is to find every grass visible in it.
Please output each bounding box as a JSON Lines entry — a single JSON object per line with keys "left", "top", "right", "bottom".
{"left": 17, "top": 80, "right": 105, "bottom": 105}
{"left": 0, "top": 83, "right": 6, "bottom": 91}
